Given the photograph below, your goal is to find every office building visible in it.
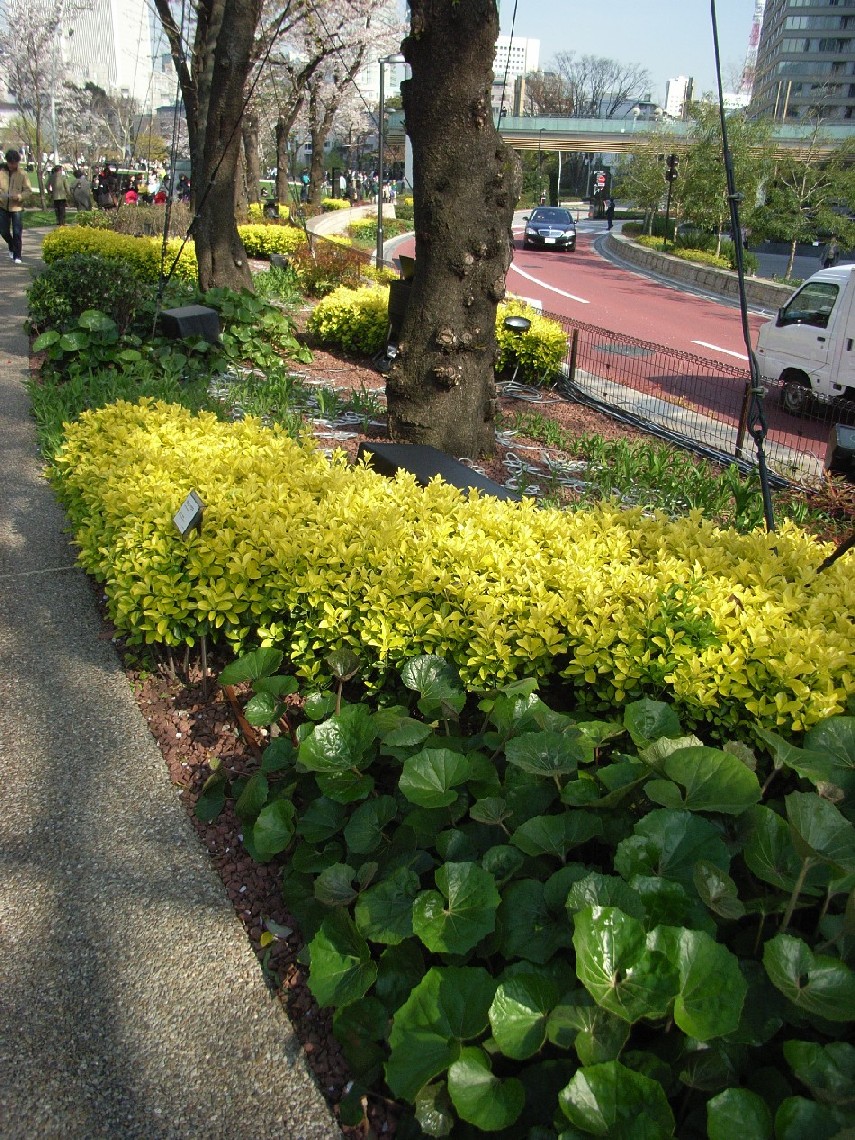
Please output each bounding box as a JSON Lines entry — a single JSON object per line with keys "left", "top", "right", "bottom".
{"left": 664, "top": 76, "right": 694, "bottom": 118}
{"left": 58, "top": 0, "right": 175, "bottom": 108}
{"left": 750, "top": 0, "right": 855, "bottom": 122}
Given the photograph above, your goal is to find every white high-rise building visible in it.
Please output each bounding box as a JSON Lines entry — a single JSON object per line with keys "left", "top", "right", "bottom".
{"left": 494, "top": 36, "right": 539, "bottom": 83}
{"left": 664, "top": 75, "right": 693, "bottom": 118}
{"left": 60, "top": 0, "right": 175, "bottom": 108}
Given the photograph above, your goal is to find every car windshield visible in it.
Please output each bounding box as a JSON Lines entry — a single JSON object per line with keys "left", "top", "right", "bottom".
{"left": 530, "top": 209, "right": 572, "bottom": 225}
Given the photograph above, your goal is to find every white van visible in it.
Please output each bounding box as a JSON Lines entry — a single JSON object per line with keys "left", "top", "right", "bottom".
{"left": 755, "top": 264, "right": 855, "bottom": 415}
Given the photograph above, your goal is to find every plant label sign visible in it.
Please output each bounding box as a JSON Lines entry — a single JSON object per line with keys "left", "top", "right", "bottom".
{"left": 174, "top": 490, "right": 205, "bottom": 536}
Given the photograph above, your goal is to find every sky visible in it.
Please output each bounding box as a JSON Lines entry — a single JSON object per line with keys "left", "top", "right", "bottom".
{"left": 499, "top": 0, "right": 758, "bottom": 105}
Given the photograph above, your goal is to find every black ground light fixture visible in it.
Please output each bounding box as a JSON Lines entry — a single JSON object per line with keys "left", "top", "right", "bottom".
{"left": 503, "top": 315, "right": 532, "bottom": 385}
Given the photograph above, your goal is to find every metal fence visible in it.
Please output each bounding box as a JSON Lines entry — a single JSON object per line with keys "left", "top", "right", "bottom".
{"left": 541, "top": 308, "right": 855, "bottom": 487}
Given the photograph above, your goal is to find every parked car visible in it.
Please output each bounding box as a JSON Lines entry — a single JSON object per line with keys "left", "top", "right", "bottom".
{"left": 755, "top": 264, "right": 855, "bottom": 414}
{"left": 522, "top": 207, "right": 576, "bottom": 251}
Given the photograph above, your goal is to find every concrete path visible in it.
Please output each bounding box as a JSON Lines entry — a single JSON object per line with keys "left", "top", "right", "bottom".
{"left": 0, "top": 232, "right": 340, "bottom": 1137}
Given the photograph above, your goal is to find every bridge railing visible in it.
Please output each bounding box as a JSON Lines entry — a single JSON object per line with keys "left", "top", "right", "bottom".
{"left": 540, "top": 308, "right": 852, "bottom": 487}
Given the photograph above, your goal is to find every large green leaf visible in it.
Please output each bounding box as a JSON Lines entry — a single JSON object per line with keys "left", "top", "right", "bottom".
{"left": 558, "top": 1060, "right": 675, "bottom": 1137}
{"left": 307, "top": 910, "right": 378, "bottom": 1009}
{"left": 234, "top": 771, "right": 268, "bottom": 823}
{"left": 447, "top": 1047, "right": 525, "bottom": 1131}
{"left": 759, "top": 719, "right": 855, "bottom": 798}
{"left": 547, "top": 997, "right": 630, "bottom": 1064}
{"left": 385, "top": 966, "right": 495, "bottom": 1100}
{"left": 399, "top": 748, "right": 470, "bottom": 809}
{"left": 315, "top": 769, "right": 374, "bottom": 803}
{"left": 706, "top": 1088, "right": 772, "bottom": 1140}
{"left": 412, "top": 862, "right": 500, "bottom": 954}
{"left": 764, "top": 932, "right": 855, "bottom": 1022}
{"left": 565, "top": 872, "right": 646, "bottom": 921}
{"left": 374, "top": 940, "right": 426, "bottom": 1013}
{"left": 481, "top": 843, "right": 525, "bottom": 885}
{"left": 614, "top": 809, "right": 730, "bottom": 888}
{"left": 496, "top": 878, "right": 573, "bottom": 964}
{"left": 414, "top": 1082, "right": 455, "bottom": 1137}
{"left": 785, "top": 792, "right": 855, "bottom": 873}
{"left": 573, "top": 906, "right": 679, "bottom": 1023}
{"left": 354, "top": 866, "right": 419, "bottom": 945}
{"left": 298, "top": 703, "right": 377, "bottom": 772}
{"left": 655, "top": 746, "right": 761, "bottom": 815}
{"left": 344, "top": 794, "right": 397, "bottom": 853}
{"left": 783, "top": 1040, "right": 855, "bottom": 1107}
{"left": 296, "top": 796, "right": 348, "bottom": 843}
{"left": 195, "top": 766, "right": 227, "bottom": 822}
{"left": 647, "top": 926, "right": 746, "bottom": 1040}
{"left": 243, "top": 691, "right": 280, "bottom": 726}
{"left": 624, "top": 699, "right": 682, "bottom": 748}
{"left": 400, "top": 655, "right": 466, "bottom": 719}
{"left": 692, "top": 860, "right": 745, "bottom": 920}
{"left": 314, "top": 862, "right": 358, "bottom": 908}
{"left": 246, "top": 798, "right": 295, "bottom": 861}
{"left": 742, "top": 805, "right": 826, "bottom": 894}
{"left": 774, "top": 1096, "right": 851, "bottom": 1140}
{"left": 505, "top": 730, "right": 591, "bottom": 779}
{"left": 332, "top": 996, "right": 387, "bottom": 1084}
{"left": 218, "top": 647, "right": 284, "bottom": 685}
{"left": 511, "top": 812, "right": 603, "bottom": 859}
{"left": 489, "top": 974, "right": 559, "bottom": 1060}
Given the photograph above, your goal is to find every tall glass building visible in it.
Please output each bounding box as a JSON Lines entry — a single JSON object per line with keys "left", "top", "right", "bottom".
{"left": 750, "top": 0, "right": 855, "bottom": 122}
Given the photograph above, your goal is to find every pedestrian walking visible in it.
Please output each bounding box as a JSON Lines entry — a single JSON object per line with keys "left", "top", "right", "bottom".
{"left": 70, "top": 169, "right": 92, "bottom": 211}
{"left": 0, "top": 149, "right": 32, "bottom": 264}
{"left": 48, "top": 164, "right": 70, "bottom": 225}
{"left": 821, "top": 237, "right": 840, "bottom": 269}
{"left": 605, "top": 196, "right": 616, "bottom": 230}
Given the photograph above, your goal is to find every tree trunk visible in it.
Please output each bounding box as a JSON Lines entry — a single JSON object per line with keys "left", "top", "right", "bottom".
{"left": 155, "top": 0, "right": 259, "bottom": 292}
{"left": 275, "top": 114, "right": 290, "bottom": 204}
{"left": 242, "top": 110, "right": 261, "bottom": 203}
{"left": 387, "top": 0, "right": 519, "bottom": 457}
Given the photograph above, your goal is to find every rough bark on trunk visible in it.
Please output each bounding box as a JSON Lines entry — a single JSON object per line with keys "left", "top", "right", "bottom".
{"left": 242, "top": 110, "right": 261, "bottom": 203}
{"left": 387, "top": 0, "right": 519, "bottom": 457}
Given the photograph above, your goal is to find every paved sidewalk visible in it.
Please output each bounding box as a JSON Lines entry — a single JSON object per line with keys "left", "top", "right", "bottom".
{"left": 0, "top": 231, "right": 340, "bottom": 1137}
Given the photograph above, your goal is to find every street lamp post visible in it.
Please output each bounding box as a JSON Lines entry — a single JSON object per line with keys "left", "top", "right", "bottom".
{"left": 537, "top": 128, "right": 546, "bottom": 205}
{"left": 376, "top": 52, "right": 406, "bottom": 268}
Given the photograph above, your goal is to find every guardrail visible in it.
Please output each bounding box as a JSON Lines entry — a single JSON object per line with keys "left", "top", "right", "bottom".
{"left": 546, "top": 309, "right": 852, "bottom": 487}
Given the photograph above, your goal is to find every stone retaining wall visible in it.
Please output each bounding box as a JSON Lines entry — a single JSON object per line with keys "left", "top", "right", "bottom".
{"left": 605, "top": 232, "right": 794, "bottom": 312}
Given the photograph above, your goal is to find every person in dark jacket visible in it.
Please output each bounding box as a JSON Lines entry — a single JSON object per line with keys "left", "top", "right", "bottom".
{"left": 47, "top": 165, "right": 70, "bottom": 225}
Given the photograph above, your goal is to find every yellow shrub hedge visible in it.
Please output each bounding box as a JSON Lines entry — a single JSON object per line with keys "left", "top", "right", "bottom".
{"left": 237, "top": 224, "right": 308, "bottom": 258}
{"left": 42, "top": 222, "right": 307, "bottom": 278}
{"left": 54, "top": 400, "right": 855, "bottom": 736}
{"left": 42, "top": 227, "right": 198, "bottom": 281}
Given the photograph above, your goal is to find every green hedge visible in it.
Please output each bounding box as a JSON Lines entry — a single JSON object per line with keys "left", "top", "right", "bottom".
{"left": 52, "top": 399, "right": 855, "bottom": 738}
{"left": 203, "top": 647, "right": 855, "bottom": 1140}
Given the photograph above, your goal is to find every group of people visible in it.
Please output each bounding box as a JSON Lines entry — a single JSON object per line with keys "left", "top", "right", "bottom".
{"left": 1, "top": 149, "right": 192, "bottom": 264}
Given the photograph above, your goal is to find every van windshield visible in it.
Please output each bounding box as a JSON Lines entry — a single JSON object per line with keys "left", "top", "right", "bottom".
{"left": 779, "top": 281, "right": 839, "bottom": 329}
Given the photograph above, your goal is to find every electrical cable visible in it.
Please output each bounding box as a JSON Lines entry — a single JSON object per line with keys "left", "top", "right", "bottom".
{"left": 710, "top": 0, "right": 776, "bottom": 532}
{"left": 497, "top": 0, "right": 520, "bottom": 119}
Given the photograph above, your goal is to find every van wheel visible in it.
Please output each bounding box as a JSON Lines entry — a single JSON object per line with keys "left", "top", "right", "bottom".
{"left": 781, "top": 377, "right": 811, "bottom": 416}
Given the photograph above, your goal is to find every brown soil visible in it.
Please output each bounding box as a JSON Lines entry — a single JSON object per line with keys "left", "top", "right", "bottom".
{"left": 116, "top": 344, "right": 647, "bottom": 1136}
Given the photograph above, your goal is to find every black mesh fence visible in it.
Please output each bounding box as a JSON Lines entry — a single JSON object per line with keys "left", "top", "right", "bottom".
{"left": 540, "top": 308, "right": 855, "bottom": 487}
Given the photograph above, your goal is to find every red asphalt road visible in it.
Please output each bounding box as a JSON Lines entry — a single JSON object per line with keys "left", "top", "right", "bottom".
{"left": 389, "top": 226, "right": 829, "bottom": 455}
{"left": 392, "top": 227, "right": 766, "bottom": 368}
{"left": 507, "top": 226, "right": 766, "bottom": 368}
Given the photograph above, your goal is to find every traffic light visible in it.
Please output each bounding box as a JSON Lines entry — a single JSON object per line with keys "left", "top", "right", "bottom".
{"left": 665, "top": 153, "right": 679, "bottom": 183}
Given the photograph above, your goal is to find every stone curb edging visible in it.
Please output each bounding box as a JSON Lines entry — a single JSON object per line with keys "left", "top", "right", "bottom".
{"left": 605, "top": 231, "right": 794, "bottom": 311}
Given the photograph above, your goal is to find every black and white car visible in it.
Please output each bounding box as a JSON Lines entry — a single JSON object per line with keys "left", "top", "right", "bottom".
{"left": 522, "top": 207, "right": 577, "bottom": 251}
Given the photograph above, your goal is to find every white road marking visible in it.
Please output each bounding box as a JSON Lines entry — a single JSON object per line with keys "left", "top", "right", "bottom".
{"left": 509, "top": 263, "right": 590, "bottom": 304}
{"left": 693, "top": 340, "right": 749, "bottom": 361}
